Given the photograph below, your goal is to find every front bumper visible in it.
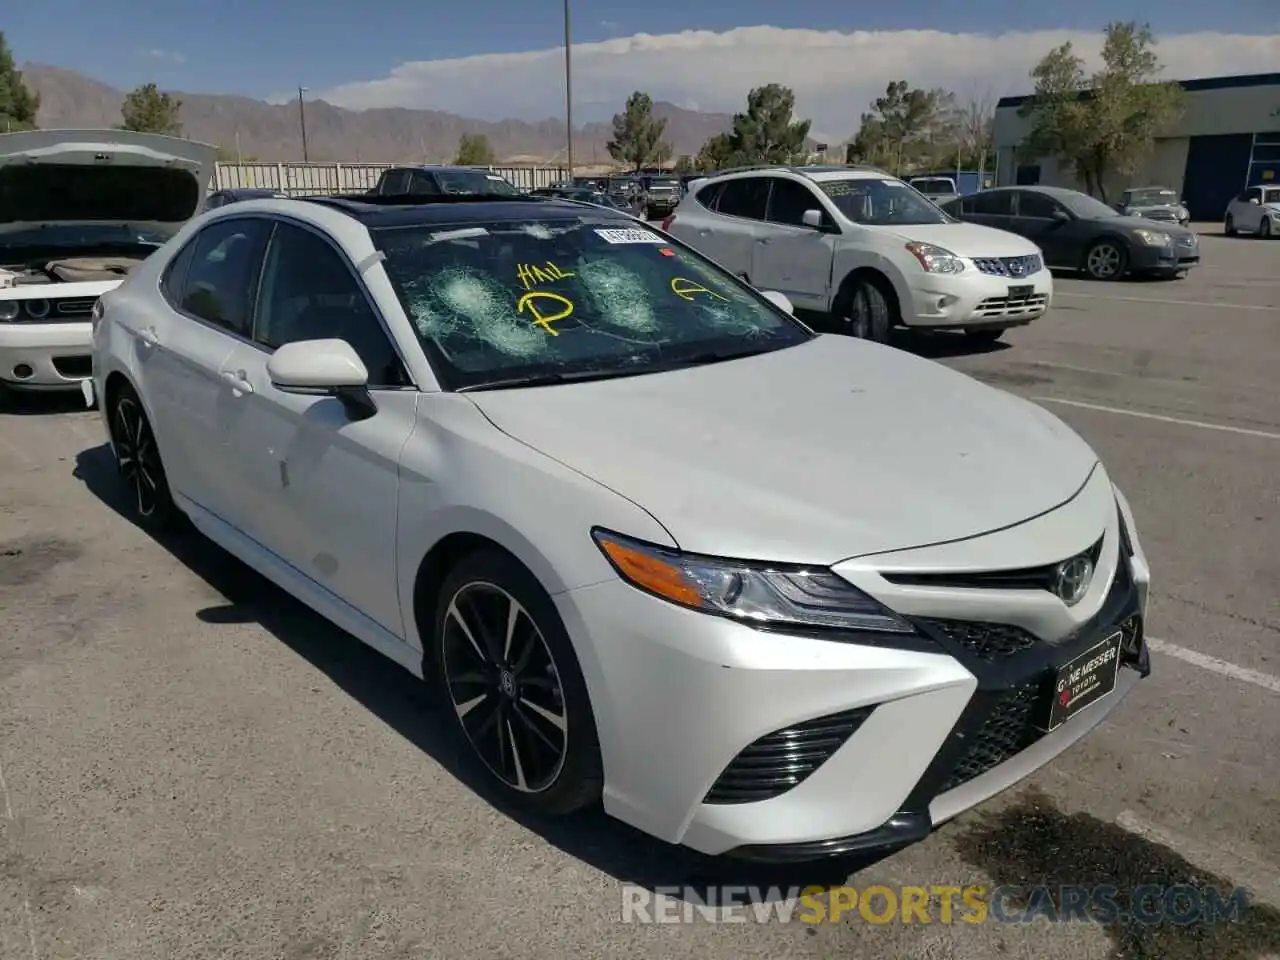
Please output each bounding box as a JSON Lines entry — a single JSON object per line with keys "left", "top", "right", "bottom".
{"left": 556, "top": 470, "right": 1150, "bottom": 859}
{"left": 1131, "top": 237, "right": 1199, "bottom": 274}
{"left": 902, "top": 267, "right": 1053, "bottom": 329}
{"left": 0, "top": 321, "right": 94, "bottom": 389}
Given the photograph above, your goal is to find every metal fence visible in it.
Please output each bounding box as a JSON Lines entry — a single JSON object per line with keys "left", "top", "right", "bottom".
{"left": 212, "top": 162, "right": 570, "bottom": 195}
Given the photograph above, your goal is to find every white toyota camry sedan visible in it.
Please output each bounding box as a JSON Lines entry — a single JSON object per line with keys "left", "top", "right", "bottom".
{"left": 88, "top": 192, "right": 1152, "bottom": 861}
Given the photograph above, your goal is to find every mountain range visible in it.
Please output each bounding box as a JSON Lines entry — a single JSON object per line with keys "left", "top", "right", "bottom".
{"left": 21, "top": 63, "right": 756, "bottom": 166}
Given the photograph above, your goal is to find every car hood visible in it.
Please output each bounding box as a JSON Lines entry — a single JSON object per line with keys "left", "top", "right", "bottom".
{"left": 871, "top": 221, "right": 1041, "bottom": 258}
{"left": 0, "top": 129, "right": 217, "bottom": 237}
{"left": 1264, "top": 202, "right": 1280, "bottom": 214}
{"left": 1093, "top": 213, "right": 1193, "bottom": 236}
{"left": 467, "top": 337, "right": 1100, "bottom": 564}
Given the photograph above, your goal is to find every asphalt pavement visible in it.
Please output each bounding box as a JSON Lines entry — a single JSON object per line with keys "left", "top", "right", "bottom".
{"left": 1, "top": 231, "right": 1277, "bottom": 960}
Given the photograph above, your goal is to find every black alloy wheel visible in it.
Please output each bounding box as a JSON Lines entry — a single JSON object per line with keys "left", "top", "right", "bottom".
{"left": 434, "top": 551, "right": 602, "bottom": 814}
{"left": 110, "top": 388, "right": 178, "bottom": 528}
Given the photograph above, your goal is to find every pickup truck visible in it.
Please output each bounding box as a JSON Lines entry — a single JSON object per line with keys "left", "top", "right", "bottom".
{"left": 368, "top": 165, "right": 521, "bottom": 197}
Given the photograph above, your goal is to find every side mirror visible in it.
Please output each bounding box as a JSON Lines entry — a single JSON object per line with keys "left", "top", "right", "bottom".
{"left": 759, "top": 290, "right": 794, "bottom": 315}
{"left": 1250, "top": 197, "right": 1261, "bottom": 205}
{"left": 801, "top": 209, "right": 825, "bottom": 229}
{"left": 267, "top": 339, "right": 376, "bottom": 420}
{"left": 1052, "top": 208, "right": 1071, "bottom": 221}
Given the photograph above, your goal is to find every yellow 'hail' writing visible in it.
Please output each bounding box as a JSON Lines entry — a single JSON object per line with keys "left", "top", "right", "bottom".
{"left": 517, "top": 262, "right": 575, "bottom": 290}
{"left": 670, "top": 277, "right": 730, "bottom": 302}
{"left": 517, "top": 291, "right": 574, "bottom": 335}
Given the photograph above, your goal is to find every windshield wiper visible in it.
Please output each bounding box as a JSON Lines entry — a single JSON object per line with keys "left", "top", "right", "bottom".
{"left": 456, "top": 367, "right": 651, "bottom": 392}
{"left": 647, "top": 346, "right": 780, "bottom": 370}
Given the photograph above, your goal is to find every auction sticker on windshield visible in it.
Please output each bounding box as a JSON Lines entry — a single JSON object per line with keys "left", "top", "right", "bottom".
{"left": 1045, "top": 631, "right": 1123, "bottom": 731}
{"left": 595, "top": 228, "right": 667, "bottom": 244}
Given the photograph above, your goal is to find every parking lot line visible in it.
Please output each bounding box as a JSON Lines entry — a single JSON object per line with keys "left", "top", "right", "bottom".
{"left": 1148, "top": 637, "right": 1280, "bottom": 695}
{"left": 1054, "top": 292, "right": 1279, "bottom": 312}
{"left": 1033, "top": 396, "right": 1280, "bottom": 440}
{"left": 0, "top": 755, "right": 38, "bottom": 960}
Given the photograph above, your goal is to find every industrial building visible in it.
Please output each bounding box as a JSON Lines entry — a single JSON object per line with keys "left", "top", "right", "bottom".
{"left": 993, "top": 72, "right": 1280, "bottom": 221}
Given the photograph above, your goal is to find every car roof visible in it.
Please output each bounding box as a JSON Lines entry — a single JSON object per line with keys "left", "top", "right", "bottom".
{"left": 984, "top": 185, "right": 1081, "bottom": 198}
{"left": 296, "top": 194, "right": 632, "bottom": 229}
{"left": 696, "top": 163, "right": 891, "bottom": 184}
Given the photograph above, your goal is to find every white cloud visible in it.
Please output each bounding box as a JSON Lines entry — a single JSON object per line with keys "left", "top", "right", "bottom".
{"left": 313, "top": 26, "right": 1280, "bottom": 139}
{"left": 146, "top": 48, "right": 186, "bottom": 64}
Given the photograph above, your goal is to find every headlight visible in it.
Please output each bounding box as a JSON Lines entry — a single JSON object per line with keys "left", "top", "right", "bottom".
{"left": 0, "top": 301, "right": 18, "bottom": 322}
{"left": 1134, "top": 229, "right": 1171, "bottom": 246}
{"left": 592, "top": 529, "right": 916, "bottom": 636}
{"left": 905, "top": 241, "right": 965, "bottom": 274}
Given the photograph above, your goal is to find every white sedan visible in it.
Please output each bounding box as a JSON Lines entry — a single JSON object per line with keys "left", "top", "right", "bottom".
{"left": 89, "top": 194, "right": 1151, "bottom": 860}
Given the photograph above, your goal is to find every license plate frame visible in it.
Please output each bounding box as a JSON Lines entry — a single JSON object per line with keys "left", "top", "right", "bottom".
{"left": 1043, "top": 630, "right": 1124, "bottom": 731}
{"left": 1008, "top": 284, "right": 1034, "bottom": 299}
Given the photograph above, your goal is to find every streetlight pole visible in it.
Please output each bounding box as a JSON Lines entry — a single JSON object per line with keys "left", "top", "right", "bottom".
{"left": 298, "top": 86, "right": 310, "bottom": 162}
{"left": 563, "top": 0, "right": 574, "bottom": 180}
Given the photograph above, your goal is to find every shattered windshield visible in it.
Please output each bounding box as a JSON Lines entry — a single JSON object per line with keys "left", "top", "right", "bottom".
{"left": 819, "top": 178, "right": 951, "bottom": 225}
{"left": 372, "top": 218, "right": 810, "bottom": 389}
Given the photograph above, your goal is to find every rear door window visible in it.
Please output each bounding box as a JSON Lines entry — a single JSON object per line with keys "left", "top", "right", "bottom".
{"left": 715, "top": 178, "right": 770, "bottom": 220}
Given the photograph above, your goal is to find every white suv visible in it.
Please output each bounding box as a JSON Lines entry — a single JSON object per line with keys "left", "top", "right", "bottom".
{"left": 664, "top": 165, "right": 1053, "bottom": 343}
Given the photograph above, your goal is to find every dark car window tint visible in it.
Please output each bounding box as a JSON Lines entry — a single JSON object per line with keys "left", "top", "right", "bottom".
{"left": 972, "top": 191, "right": 1014, "bottom": 216}
{"left": 766, "top": 178, "right": 821, "bottom": 226}
{"left": 693, "top": 181, "right": 724, "bottom": 211}
{"left": 160, "top": 237, "right": 197, "bottom": 307}
{"left": 380, "top": 170, "right": 412, "bottom": 194}
{"left": 1018, "top": 192, "right": 1061, "bottom": 219}
{"left": 178, "top": 218, "right": 271, "bottom": 336}
{"left": 254, "top": 222, "right": 408, "bottom": 387}
{"left": 407, "top": 171, "right": 441, "bottom": 196}
{"left": 715, "top": 178, "right": 770, "bottom": 220}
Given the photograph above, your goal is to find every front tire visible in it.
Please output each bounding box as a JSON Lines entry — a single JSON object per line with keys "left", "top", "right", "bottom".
{"left": 1084, "top": 240, "right": 1127, "bottom": 281}
{"left": 836, "top": 276, "right": 893, "bottom": 342}
{"left": 964, "top": 328, "right": 1005, "bottom": 343}
{"left": 1225, "top": 214, "right": 1237, "bottom": 237}
{"left": 1261, "top": 217, "right": 1273, "bottom": 239}
{"left": 108, "top": 384, "right": 179, "bottom": 530}
{"left": 432, "top": 550, "right": 603, "bottom": 816}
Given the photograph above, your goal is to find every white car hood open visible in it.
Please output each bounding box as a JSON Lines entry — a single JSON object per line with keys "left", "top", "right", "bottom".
{"left": 871, "top": 221, "right": 1041, "bottom": 259}
{"left": 0, "top": 129, "right": 217, "bottom": 237}
{"left": 468, "top": 337, "right": 1100, "bottom": 564}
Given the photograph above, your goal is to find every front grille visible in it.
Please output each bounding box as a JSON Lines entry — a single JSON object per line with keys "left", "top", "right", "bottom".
{"left": 703, "top": 706, "right": 874, "bottom": 804}
{"left": 1143, "top": 210, "right": 1178, "bottom": 222}
{"left": 972, "top": 255, "right": 1042, "bottom": 278}
{"left": 882, "top": 536, "right": 1104, "bottom": 594}
{"left": 54, "top": 297, "right": 99, "bottom": 317}
{"left": 937, "top": 680, "right": 1044, "bottom": 793}
{"left": 914, "top": 619, "right": 1038, "bottom": 660}
{"left": 52, "top": 356, "right": 92, "bottom": 378}
{"left": 972, "top": 293, "right": 1048, "bottom": 318}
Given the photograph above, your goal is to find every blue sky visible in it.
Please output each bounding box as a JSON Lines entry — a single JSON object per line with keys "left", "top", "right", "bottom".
{"left": 6, "top": 2, "right": 1279, "bottom": 135}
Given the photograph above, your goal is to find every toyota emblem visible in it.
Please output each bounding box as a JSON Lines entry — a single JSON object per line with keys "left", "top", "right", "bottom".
{"left": 1053, "top": 556, "right": 1094, "bottom": 606}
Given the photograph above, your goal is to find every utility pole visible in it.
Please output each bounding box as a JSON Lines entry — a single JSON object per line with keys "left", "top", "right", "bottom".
{"left": 563, "top": 0, "right": 574, "bottom": 179}
{"left": 298, "top": 86, "right": 309, "bottom": 162}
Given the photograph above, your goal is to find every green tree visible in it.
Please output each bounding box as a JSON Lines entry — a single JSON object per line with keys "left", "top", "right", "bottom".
{"left": 1020, "top": 21, "right": 1184, "bottom": 202}
{"left": 120, "top": 83, "right": 183, "bottom": 135}
{"left": 693, "top": 133, "right": 735, "bottom": 171}
{"left": 673, "top": 154, "right": 695, "bottom": 174}
{"left": 607, "top": 92, "right": 670, "bottom": 172}
{"left": 0, "top": 32, "right": 40, "bottom": 131}
{"left": 724, "top": 83, "right": 810, "bottom": 165}
{"left": 846, "top": 81, "right": 946, "bottom": 173}
{"left": 454, "top": 132, "right": 496, "bottom": 166}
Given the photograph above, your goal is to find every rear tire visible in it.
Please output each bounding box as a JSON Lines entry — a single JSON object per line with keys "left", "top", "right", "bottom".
{"left": 432, "top": 549, "right": 603, "bottom": 816}
{"left": 835, "top": 276, "right": 893, "bottom": 343}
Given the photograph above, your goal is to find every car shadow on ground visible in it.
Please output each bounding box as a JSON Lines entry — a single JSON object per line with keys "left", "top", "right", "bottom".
{"left": 952, "top": 786, "right": 1280, "bottom": 960}
{"left": 71, "top": 441, "right": 889, "bottom": 896}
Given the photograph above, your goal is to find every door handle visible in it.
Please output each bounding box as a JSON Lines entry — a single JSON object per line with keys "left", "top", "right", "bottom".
{"left": 137, "top": 326, "right": 159, "bottom": 347}
{"left": 697, "top": 229, "right": 711, "bottom": 236}
{"left": 220, "top": 370, "right": 254, "bottom": 394}
{"left": 756, "top": 237, "right": 771, "bottom": 245}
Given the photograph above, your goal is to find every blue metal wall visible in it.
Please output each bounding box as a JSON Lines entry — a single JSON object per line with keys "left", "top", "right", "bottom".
{"left": 1181, "top": 134, "right": 1254, "bottom": 221}
{"left": 1247, "top": 131, "right": 1280, "bottom": 188}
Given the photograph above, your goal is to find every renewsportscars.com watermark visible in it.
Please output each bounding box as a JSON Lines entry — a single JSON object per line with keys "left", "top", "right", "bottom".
{"left": 621, "top": 884, "right": 1251, "bottom": 925}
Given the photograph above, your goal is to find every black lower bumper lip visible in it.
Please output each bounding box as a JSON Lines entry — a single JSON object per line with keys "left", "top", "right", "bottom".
{"left": 723, "top": 812, "right": 931, "bottom": 862}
